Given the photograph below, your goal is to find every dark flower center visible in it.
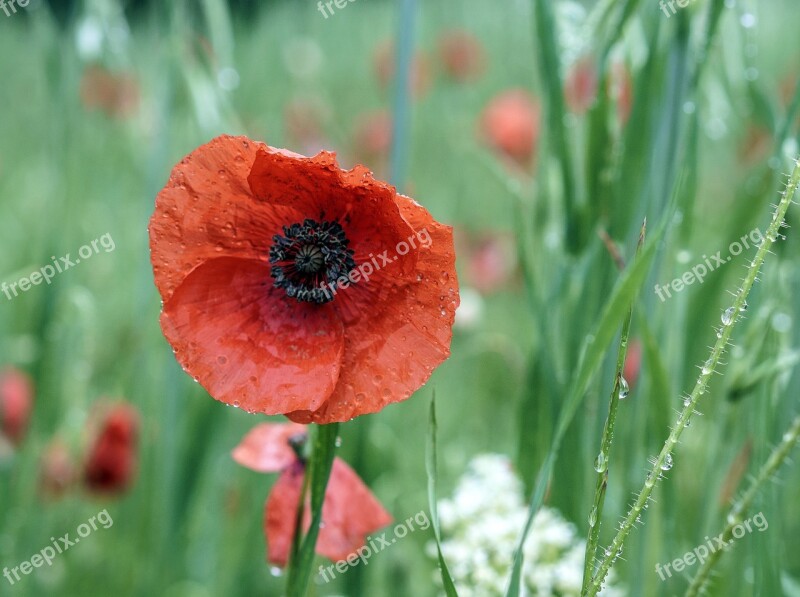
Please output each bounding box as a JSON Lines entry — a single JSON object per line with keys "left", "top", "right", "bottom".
{"left": 269, "top": 219, "right": 356, "bottom": 304}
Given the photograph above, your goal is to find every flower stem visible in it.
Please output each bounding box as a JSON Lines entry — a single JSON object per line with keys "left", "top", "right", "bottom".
{"left": 286, "top": 422, "right": 339, "bottom": 597}
{"left": 586, "top": 158, "right": 800, "bottom": 596}
{"left": 581, "top": 221, "right": 645, "bottom": 594}
{"left": 685, "top": 414, "right": 800, "bottom": 597}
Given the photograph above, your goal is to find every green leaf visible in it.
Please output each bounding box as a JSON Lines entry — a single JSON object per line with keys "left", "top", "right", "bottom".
{"left": 426, "top": 394, "right": 459, "bottom": 597}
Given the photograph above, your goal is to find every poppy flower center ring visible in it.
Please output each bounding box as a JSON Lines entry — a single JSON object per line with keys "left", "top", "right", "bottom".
{"left": 268, "top": 218, "right": 357, "bottom": 304}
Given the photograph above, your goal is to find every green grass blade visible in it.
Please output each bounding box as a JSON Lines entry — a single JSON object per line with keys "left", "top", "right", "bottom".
{"left": 427, "top": 394, "right": 459, "bottom": 597}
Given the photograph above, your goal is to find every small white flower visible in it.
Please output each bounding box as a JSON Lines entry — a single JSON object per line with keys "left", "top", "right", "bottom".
{"left": 429, "top": 453, "right": 624, "bottom": 596}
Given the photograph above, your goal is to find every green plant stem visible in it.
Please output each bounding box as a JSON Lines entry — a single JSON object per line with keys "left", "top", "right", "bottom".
{"left": 286, "top": 422, "right": 339, "bottom": 597}
{"left": 685, "top": 414, "right": 800, "bottom": 597}
{"left": 586, "top": 158, "right": 800, "bottom": 596}
{"left": 581, "top": 221, "right": 645, "bottom": 594}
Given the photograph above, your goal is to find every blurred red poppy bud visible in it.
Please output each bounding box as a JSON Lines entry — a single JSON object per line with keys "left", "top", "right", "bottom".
{"left": 438, "top": 30, "right": 486, "bottom": 83}
{"left": 479, "top": 89, "right": 540, "bottom": 167}
{"left": 623, "top": 339, "right": 642, "bottom": 391}
{"left": 84, "top": 403, "right": 139, "bottom": 495}
{"left": 0, "top": 367, "right": 34, "bottom": 446}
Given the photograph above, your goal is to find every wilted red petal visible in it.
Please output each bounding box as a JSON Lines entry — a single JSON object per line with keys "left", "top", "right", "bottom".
{"left": 265, "top": 461, "right": 305, "bottom": 567}
{"left": 232, "top": 422, "right": 307, "bottom": 473}
{"left": 84, "top": 403, "right": 139, "bottom": 495}
{"left": 0, "top": 367, "right": 34, "bottom": 445}
{"left": 288, "top": 195, "right": 459, "bottom": 423}
{"left": 316, "top": 459, "right": 393, "bottom": 561}
{"left": 161, "top": 258, "right": 345, "bottom": 414}
{"left": 264, "top": 458, "right": 391, "bottom": 567}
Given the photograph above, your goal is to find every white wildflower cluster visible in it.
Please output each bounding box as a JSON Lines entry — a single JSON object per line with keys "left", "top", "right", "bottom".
{"left": 430, "top": 454, "right": 624, "bottom": 597}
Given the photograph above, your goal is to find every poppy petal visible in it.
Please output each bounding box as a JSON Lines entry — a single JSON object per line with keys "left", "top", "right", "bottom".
{"left": 264, "top": 459, "right": 391, "bottom": 567}
{"left": 287, "top": 196, "right": 459, "bottom": 423}
{"left": 232, "top": 422, "right": 308, "bottom": 473}
{"left": 150, "top": 135, "right": 303, "bottom": 303}
{"left": 247, "top": 149, "right": 419, "bottom": 289}
{"left": 264, "top": 462, "right": 305, "bottom": 567}
{"left": 316, "top": 458, "right": 393, "bottom": 561}
{"left": 161, "top": 257, "right": 344, "bottom": 414}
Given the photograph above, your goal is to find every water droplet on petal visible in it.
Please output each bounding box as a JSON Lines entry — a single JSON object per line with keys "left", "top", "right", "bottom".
{"left": 702, "top": 359, "right": 713, "bottom": 375}
{"left": 588, "top": 507, "right": 597, "bottom": 527}
{"left": 661, "top": 453, "right": 674, "bottom": 471}
{"left": 270, "top": 567, "right": 283, "bottom": 577}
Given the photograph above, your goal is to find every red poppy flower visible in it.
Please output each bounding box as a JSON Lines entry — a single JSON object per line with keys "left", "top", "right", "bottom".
{"left": 437, "top": 30, "right": 486, "bottom": 83}
{"left": 479, "top": 89, "right": 540, "bottom": 167}
{"left": 0, "top": 367, "right": 33, "bottom": 446}
{"left": 233, "top": 422, "right": 392, "bottom": 566}
{"left": 149, "top": 135, "right": 458, "bottom": 424}
{"left": 84, "top": 403, "right": 139, "bottom": 495}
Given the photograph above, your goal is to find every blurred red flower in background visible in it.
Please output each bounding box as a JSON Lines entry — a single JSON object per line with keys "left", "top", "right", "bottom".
{"left": 149, "top": 135, "right": 458, "bottom": 424}
{"left": 233, "top": 422, "right": 392, "bottom": 566}
{"left": 84, "top": 403, "right": 139, "bottom": 495}
{"left": 0, "top": 367, "right": 33, "bottom": 446}
{"left": 373, "top": 41, "right": 432, "bottom": 98}
{"left": 437, "top": 29, "right": 486, "bottom": 83}
{"left": 565, "top": 57, "right": 598, "bottom": 115}
{"left": 479, "top": 89, "right": 540, "bottom": 167}
{"left": 623, "top": 339, "right": 642, "bottom": 391}
{"left": 351, "top": 109, "right": 393, "bottom": 174}
{"left": 40, "top": 439, "right": 76, "bottom": 498}
{"left": 79, "top": 65, "right": 140, "bottom": 119}
{"left": 456, "top": 229, "right": 518, "bottom": 295}
{"left": 564, "top": 58, "right": 633, "bottom": 124}
{"left": 283, "top": 97, "right": 331, "bottom": 157}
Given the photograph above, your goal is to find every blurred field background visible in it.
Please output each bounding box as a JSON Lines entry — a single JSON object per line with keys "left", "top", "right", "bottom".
{"left": 1, "top": 0, "right": 800, "bottom": 595}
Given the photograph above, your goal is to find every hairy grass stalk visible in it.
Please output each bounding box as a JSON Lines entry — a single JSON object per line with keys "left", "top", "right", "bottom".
{"left": 586, "top": 158, "right": 800, "bottom": 596}
{"left": 581, "top": 221, "right": 646, "bottom": 593}
{"left": 685, "top": 414, "right": 800, "bottom": 596}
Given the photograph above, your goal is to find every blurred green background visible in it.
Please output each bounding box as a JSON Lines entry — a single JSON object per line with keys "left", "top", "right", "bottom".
{"left": 1, "top": 0, "right": 799, "bottom": 595}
